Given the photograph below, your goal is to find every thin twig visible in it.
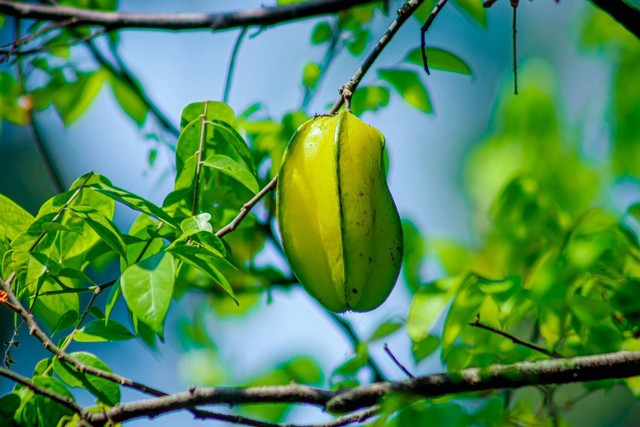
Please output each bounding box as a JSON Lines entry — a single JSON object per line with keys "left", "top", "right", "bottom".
{"left": 223, "top": 26, "right": 248, "bottom": 104}
{"left": 215, "top": 176, "right": 278, "bottom": 238}
{"left": 420, "top": 0, "right": 449, "bottom": 75}
{"left": 383, "top": 343, "right": 415, "bottom": 378}
{"left": 329, "top": 0, "right": 427, "bottom": 114}
{"left": 0, "top": 29, "right": 107, "bottom": 61}
{"left": 469, "top": 317, "right": 564, "bottom": 358}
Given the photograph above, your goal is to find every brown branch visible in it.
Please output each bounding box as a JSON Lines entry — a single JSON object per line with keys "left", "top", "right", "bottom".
{"left": 0, "top": 365, "right": 84, "bottom": 414}
{"left": 327, "top": 351, "right": 640, "bottom": 414}
{"left": 0, "top": 0, "right": 380, "bottom": 31}
{"left": 589, "top": 0, "right": 640, "bottom": 41}
{"left": 215, "top": 176, "right": 278, "bottom": 238}
{"left": 330, "top": 0, "right": 426, "bottom": 114}
{"left": 86, "top": 383, "right": 334, "bottom": 425}
{"left": 82, "top": 350, "right": 640, "bottom": 424}
{"left": 469, "top": 317, "right": 563, "bottom": 358}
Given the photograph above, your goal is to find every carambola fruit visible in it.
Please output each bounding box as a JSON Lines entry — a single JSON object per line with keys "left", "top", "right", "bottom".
{"left": 277, "top": 110, "right": 403, "bottom": 312}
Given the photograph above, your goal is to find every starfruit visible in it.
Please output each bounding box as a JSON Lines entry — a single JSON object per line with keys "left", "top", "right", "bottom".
{"left": 277, "top": 110, "right": 403, "bottom": 312}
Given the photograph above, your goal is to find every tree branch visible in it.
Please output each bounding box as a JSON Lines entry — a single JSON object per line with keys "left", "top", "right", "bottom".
{"left": 0, "top": 365, "right": 84, "bottom": 414}
{"left": 80, "top": 350, "right": 640, "bottom": 425}
{"left": 589, "top": 0, "right": 640, "bottom": 41}
{"left": 329, "top": 0, "right": 426, "bottom": 113}
{"left": 0, "top": 0, "right": 380, "bottom": 31}
{"left": 326, "top": 350, "right": 640, "bottom": 413}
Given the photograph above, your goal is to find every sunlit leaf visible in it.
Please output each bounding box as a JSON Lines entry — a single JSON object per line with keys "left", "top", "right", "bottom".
{"left": 378, "top": 68, "right": 432, "bottom": 113}
{"left": 311, "top": 21, "right": 332, "bottom": 44}
{"left": 121, "top": 251, "right": 175, "bottom": 335}
{"left": 52, "top": 351, "right": 120, "bottom": 406}
{"left": 350, "top": 85, "right": 390, "bottom": 115}
{"left": 202, "top": 155, "right": 259, "bottom": 194}
{"left": 74, "top": 319, "right": 135, "bottom": 342}
{"left": 405, "top": 47, "right": 472, "bottom": 75}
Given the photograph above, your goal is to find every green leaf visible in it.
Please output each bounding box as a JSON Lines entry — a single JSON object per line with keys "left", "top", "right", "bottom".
{"left": 180, "top": 213, "right": 213, "bottom": 233}
{"left": 180, "top": 100, "right": 235, "bottom": 130}
{"left": 0, "top": 71, "right": 27, "bottom": 125}
{"left": 367, "top": 318, "right": 404, "bottom": 343}
{"left": 109, "top": 73, "right": 148, "bottom": 126}
{"left": 378, "top": 68, "right": 432, "bottom": 113}
{"left": 333, "top": 344, "right": 369, "bottom": 377}
{"left": 402, "top": 219, "right": 427, "bottom": 294}
{"left": 0, "top": 393, "right": 21, "bottom": 419}
{"left": 413, "top": 0, "right": 437, "bottom": 23}
{"left": 202, "top": 155, "right": 259, "bottom": 194}
{"left": 302, "top": 62, "right": 321, "bottom": 89}
{"left": 169, "top": 244, "right": 237, "bottom": 301}
{"left": 350, "top": 85, "right": 390, "bottom": 115}
{"left": 25, "top": 375, "right": 75, "bottom": 427}
{"left": 87, "top": 180, "right": 180, "bottom": 229}
{"left": 53, "top": 70, "right": 107, "bottom": 125}
{"left": 74, "top": 319, "right": 135, "bottom": 342}
{"left": 52, "top": 351, "right": 120, "bottom": 406}
{"left": 405, "top": 47, "right": 472, "bottom": 75}
{"left": 346, "top": 27, "right": 369, "bottom": 56}
{"left": 412, "top": 335, "right": 440, "bottom": 362}
{"left": 121, "top": 251, "right": 175, "bottom": 335}
{"left": 452, "top": 0, "right": 487, "bottom": 27}
{"left": 68, "top": 207, "right": 127, "bottom": 260}
{"left": 397, "top": 402, "right": 469, "bottom": 427}
{"left": 407, "top": 290, "right": 449, "bottom": 342}
{"left": 33, "top": 278, "right": 80, "bottom": 332}
{"left": 629, "top": 203, "right": 640, "bottom": 222}
{"left": 0, "top": 194, "right": 34, "bottom": 241}
{"left": 104, "top": 279, "right": 121, "bottom": 322}
{"left": 311, "top": 22, "right": 332, "bottom": 44}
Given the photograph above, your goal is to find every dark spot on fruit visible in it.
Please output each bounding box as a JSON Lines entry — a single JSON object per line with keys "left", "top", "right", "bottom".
{"left": 359, "top": 252, "right": 364, "bottom": 257}
{"left": 368, "top": 257, "right": 373, "bottom": 265}
{"left": 352, "top": 289, "right": 358, "bottom": 294}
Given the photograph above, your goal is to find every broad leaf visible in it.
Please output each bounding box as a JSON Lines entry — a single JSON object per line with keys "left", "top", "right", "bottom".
{"left": 202, "top": 155, "right": 259, "bottom": 194}
{"left": 52, "top": 351, "right": 120, "bottom": 406}
{"left": 405, "top": 47, "right": 472, "bottom": 75}
{"left": 121, "top": 251, "right": 175, "bottom": 335}
{"left": 378, "top": 68, "right": 432, "bottom": 113}
{"left": 350, "top": 85, "right": 390, "bottom": 115}
{"left": 74, "top": 319, "right": 135, "bottom": 342}
{"left": 0, "top": 194, "right": 34, "bottom": 241}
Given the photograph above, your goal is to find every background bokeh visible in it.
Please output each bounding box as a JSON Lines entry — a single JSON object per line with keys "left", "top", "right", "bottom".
{"left": 1, "top": 0, "right": 639, "bottom": 425}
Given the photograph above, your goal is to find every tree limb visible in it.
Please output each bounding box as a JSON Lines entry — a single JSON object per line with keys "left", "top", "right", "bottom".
{"left": 0, "top": 0, "right": 380, "bottom": 31}
{"left": 0, "top": 366, "right": 84, "bottom": 414}
{"left": 80, "top": 350, "right": 640, "bottom": 425}
{"left": 589, "top": 0, "right": 640, "bottom": 41}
